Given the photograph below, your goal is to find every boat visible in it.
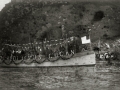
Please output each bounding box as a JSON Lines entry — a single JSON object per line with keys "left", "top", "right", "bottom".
{"left": 0, "top": 36, "right": 96, "bottom": 67}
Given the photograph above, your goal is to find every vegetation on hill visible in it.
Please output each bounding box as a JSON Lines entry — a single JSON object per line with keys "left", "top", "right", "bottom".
{"left": 0, "top": 1, "right": 120, "bottom": 46}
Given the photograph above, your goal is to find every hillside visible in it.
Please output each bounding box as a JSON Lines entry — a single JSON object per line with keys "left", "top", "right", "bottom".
{"left": 0, "top": 0, "right": 120, "bottom": 46}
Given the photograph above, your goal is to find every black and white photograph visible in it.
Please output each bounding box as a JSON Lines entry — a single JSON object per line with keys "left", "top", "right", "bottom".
{"left": 0, "top": 0, "right": 120, "bottom": 90}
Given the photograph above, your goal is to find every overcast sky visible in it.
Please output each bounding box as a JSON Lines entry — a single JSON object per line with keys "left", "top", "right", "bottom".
{"left": 0, "top": 0, "right": 11, "bottom": 11}
{"left": 0, "top": 0, "right": 119, "bottom": 11}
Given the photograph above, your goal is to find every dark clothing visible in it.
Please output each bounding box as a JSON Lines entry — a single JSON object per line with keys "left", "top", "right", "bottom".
{"left": 59, "top": 46, "right": 66, "bottom": 55}
{"left": 59, "top": 46, "right": 65, "bottom": 52}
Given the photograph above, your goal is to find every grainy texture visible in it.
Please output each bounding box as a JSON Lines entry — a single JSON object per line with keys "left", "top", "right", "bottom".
{"left": 0, "top": 0, "right": 120, "bottom": 90}
{"left": 0, "top": 60, "right": 120, "bottom": 90}
{"left": 1, "top": 1, "right": 120, "bottom": 45}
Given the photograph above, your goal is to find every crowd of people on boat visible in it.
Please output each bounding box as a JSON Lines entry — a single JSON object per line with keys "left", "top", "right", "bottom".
{"left": 0, "top": 42, "right": 89, "bottom": 60}
{"left": 0, "top": 45, "right": 68, "bottom": 59}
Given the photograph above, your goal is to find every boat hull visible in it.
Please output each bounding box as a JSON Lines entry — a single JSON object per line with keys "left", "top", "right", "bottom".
{"left": 0, "top": 51, "right": 95, "bottom": 67}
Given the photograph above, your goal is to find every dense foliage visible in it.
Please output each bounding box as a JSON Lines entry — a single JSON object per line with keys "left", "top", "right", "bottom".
{"left": 0, "top": 1, "right": 120, "bottom": 47}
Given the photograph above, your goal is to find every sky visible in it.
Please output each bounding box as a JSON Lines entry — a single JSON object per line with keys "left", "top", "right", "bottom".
{"left": 0, "top": 0, "right": 119, "bottom": 11}
{"left": 0, "top": 0, "right": 11, "bottom": 11}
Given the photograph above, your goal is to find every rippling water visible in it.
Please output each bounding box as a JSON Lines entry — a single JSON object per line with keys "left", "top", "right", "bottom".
{"left": 0, "top": 62, "right": 120, "bottom": 90}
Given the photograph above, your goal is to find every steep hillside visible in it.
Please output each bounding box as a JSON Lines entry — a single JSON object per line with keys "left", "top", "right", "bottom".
{"left": 0, "top": 0, "right": 120, "bottom": 45}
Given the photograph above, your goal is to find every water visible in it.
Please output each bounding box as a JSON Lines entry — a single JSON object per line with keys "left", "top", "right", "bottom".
{"left": 0, "top": 62, "right": 120, "bottom": 90}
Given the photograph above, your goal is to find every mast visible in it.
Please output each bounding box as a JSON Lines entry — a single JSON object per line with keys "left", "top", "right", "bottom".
{"left": 98, "top": 37, "right": 101, "bottom": 49}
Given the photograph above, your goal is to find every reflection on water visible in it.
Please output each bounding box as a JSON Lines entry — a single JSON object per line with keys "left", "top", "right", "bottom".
{"left": 0, "top": 65, "right": 120, "bottom": 90}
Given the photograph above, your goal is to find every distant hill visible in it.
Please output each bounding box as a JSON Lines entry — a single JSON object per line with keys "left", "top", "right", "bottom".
{"left": 0, "top": 0, "right": 120, "bottom": 46}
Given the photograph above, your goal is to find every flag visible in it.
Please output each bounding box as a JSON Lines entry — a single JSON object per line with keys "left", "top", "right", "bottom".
{"left": 81, "top": 36, "right": 91, "bottom": 44}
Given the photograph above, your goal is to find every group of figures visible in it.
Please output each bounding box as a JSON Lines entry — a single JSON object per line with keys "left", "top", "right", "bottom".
{"left": 93, "top": 46, "right": 119, "bottom": 61}
{"left": 0, "top": 52, "right": 74, "bottom": 65}
{"left": 0, "top": 35, "right": 92, "bottom": 65}
{"left": 0, "top": 44, "right": 78, "bottom": 65}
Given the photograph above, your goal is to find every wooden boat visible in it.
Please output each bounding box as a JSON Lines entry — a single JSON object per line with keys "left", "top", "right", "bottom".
{"left": 0, "top": 50, "right": 95, "bottom": 67}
